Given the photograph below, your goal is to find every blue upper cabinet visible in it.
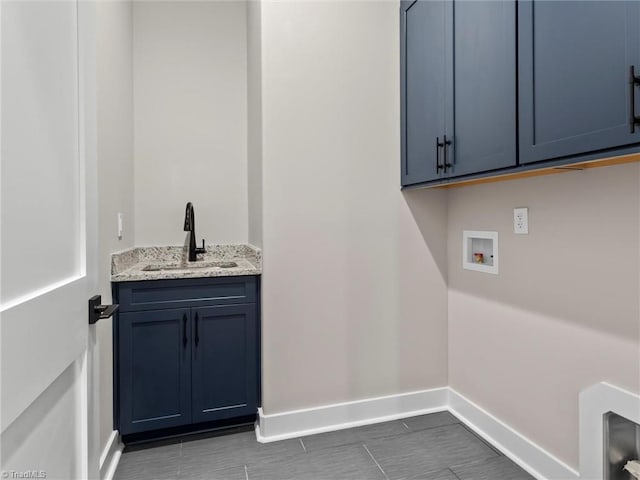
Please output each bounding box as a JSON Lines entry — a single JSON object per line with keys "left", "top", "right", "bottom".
{"left": 519, "top": 1, "right": 640, "bottom": 164}
{"left": 448, "top": 1, "right": 516, "bottom": 177}
{"left": 401, "top": 0, "right": 451, "bottom": 185}
{"left": 401, "top": 0, "right": 516, "bottom": 186}
{"left": 401, "top": 1, "right": 640, "bottom": 188}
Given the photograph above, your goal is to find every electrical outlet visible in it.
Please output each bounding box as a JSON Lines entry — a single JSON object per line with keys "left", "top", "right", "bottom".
{"left": 117, "top": 212, "right": 124, "bottom": 239}
{"left": 513, "top": 207, "right": 528, "bottom": 234}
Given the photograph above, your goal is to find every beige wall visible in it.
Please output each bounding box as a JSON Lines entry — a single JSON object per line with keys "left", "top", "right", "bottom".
{"left": 96, "top": 0, "right": 134, "bottom": 454}
{"left": 447, "top": 163, "right": 640, "bottom": 469}
{"left": 247, "top": 0, "right": 263, "bottom": 248}
{"left": 133, "top": 1, "right": 248, "bottom": 246}
{"left": 259, "top": 0, "right": 449, "bottom": 414}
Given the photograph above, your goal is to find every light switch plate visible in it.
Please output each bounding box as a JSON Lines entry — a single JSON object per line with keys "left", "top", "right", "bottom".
{"left": 117, "top": 212, "right": 123, "bottom": 239}
{"left": 514, "top": 207, "right": 528, "bottom": 234}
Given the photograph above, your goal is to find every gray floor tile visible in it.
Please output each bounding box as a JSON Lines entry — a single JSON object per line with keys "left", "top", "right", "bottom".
{"left": 456, "top": 424, "right": 504, "bottom": 457}
{"left": 451, "top": 456, "right": 534, "bottom": 480}
{"left": 179, "top": 463, "right": 246, "bottom": 480}
{"left": 115, "top": 443, "right": 181, "bottom": 480}
{"left": 305, "top": 444, "right": 386, "bottom": 480}
{"left": 406, "top": 468, "right": 460, "bottom": 480}
{"left": 403, "top": 412, "right": 460, "bottom": 432}
{"left": 247, "top": 444, "right": 385, "bottom": 480}
{"left": 181, "top": 430, "right": 304, "bottom": 470}
{"left": 245, "top": 451, "right": 312, "bottom": 480}
{"left": 301, "top": 420, "right": 409, "bottom": 452}
{"left": 365, "top": 424, "right": 497, "bottom": 480}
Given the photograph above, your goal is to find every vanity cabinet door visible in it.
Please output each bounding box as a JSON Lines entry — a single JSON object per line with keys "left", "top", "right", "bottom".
{"left": 118, "top": 308, "right": 192, "bottom": 435}
{"left": 191, "top": 304, "right": 258, "bottom": 423}
{"left": 519, "top": 1, "right": 640, "bottom": 163}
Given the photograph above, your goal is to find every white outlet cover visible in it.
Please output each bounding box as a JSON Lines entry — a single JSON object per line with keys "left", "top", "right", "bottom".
{"left": 514, "top": 207, "right": 528, "bottom": 234}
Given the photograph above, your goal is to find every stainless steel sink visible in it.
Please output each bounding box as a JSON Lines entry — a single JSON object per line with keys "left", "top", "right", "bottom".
{"left": 142, "top": 261, "right": 238, "bottom": 272}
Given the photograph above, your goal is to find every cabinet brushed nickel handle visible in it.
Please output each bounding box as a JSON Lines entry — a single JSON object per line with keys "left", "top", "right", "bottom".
{"left": 443, "top": 135, "right": 452, "bottom": 172}
{"left": 630, "top": 66, "right": 640, "bottom": 133}
{"left": 195, "top": 312, "right": 200, "bottom": 348}
{"left": 436, "top": 136, "right": 444, "bottom": 172}
{"left": 182, "top": 314, "right": 187, "bottom": 348}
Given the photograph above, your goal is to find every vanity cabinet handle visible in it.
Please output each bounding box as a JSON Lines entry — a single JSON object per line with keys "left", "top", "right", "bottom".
{"left": 182, "top": 314, "right": 187, "bottom": 348}
{"left": 630, "top": 66, "right": 640, "bottom": 133}
{"left": 195, "top": 312, "right": 200, "bottom": 348}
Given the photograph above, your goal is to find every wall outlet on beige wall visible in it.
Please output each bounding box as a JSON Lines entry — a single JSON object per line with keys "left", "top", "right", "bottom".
{"left": 514, "top": 207, "right": 529, "bottom": 234}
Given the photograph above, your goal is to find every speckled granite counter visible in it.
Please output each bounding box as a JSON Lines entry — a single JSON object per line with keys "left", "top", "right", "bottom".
{"left": 111, "top": 245, "right": 261, "bottom": 282}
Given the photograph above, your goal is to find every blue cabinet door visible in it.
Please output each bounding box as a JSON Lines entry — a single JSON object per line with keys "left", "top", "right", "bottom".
{"left": 519, "top": 1, "right": 640, "bottom": 164}
{"left": 191, "top": 304, "right": 258, "bottom": 423}
{"left": 119, "top": 308, "right": 192, "bottom": 435}
{"left": 401, "top": 0, "right": 452, "bottom": 185}
{"left": 448, "top": 0, "right": 516, "bottom": 177}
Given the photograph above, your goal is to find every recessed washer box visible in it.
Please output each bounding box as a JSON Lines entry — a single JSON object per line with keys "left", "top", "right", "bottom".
{"left": 463, "top": 230, "right": 498, "bottom": 274}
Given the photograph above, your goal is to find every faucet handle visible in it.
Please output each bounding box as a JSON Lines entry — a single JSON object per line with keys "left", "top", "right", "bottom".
{"left": 196, "top": 239, "right": 206, "bottom": 254}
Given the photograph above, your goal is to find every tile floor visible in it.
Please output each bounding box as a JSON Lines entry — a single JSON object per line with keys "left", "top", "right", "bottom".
{"left": 114, "top": 412, "right": 534, "bottom": 480}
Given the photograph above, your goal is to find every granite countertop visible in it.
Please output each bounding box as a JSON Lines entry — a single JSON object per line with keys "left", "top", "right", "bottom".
{"left": 111, "top": 244, "right": 261, "bottom": 282}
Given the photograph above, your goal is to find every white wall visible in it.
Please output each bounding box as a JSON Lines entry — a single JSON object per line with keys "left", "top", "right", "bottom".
{"left": 247, "top": 0, "right": 263, "bottom": 248}
{"left": 96, "top": 0, "right": 134, "bottom": 457}
{"left": 258, "top": 0, "right": 449, "bottom": 414}
{"left": 133, "top": 1, "right": 248, "bottom": 247}
{"left": 447, "top": 163, "right": 640, "bottom": 469}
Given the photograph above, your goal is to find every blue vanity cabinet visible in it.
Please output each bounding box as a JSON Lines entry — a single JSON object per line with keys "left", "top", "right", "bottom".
{"left": 447, "top": 0, "right": 516, "bottom": 178}
{"left": 113, "top": 276, "right": 260, "bottom": 439}
{"left": 118, "top": 308, "right": 192, "bottom": 435}
{"left": 191, "top": 304, "right": 257, "bottom": 423}
{"left": 401, "top": 0, "right": 451, "bottom": 186}
{"left": 518, "top": 1, "right": 640, "bottom": 164}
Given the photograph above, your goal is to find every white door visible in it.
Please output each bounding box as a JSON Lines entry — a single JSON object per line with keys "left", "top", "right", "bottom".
{"left": 1, "top": 1, "right": 98, "bottom": 478}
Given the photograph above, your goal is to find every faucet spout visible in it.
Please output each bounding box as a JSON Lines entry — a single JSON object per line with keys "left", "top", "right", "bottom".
{"left": 183, "top": 202, "right": 206, "bottom": 261}
{"left": 184, "top": 202, "right": 194, "bottom": 232}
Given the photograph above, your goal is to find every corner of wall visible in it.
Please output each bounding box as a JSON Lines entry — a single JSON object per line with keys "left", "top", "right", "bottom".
{"left": 246, "top": 0, "right": 263, "bottom": 249}
{"left": 95, "top": 0, "right": 135, "bottom": 461}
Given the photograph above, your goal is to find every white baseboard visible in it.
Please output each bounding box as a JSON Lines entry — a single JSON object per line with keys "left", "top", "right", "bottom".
{"left": 448, "top": 389, "right": 579, "bottom": 480}
{"left": 99, "top": 430, "right": 123, "bottom": 480}
{"left": 256, "top": 387, "right": 449, "bottom": 442}
{"left": 256, "top": 387, "right": 580, "bottom": 480}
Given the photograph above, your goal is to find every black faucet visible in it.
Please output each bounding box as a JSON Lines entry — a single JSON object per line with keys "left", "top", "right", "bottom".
{"left": 183, "top": 202, "right": 206, "bottom": 261}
